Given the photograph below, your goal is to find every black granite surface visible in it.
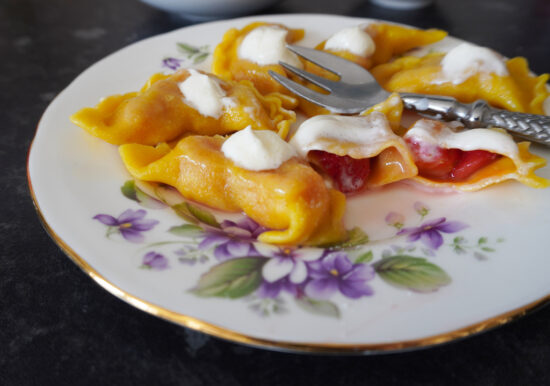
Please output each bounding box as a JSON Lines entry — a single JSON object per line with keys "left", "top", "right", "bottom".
{"left": 3, "top": 0, "right": 550, "bottom": 384}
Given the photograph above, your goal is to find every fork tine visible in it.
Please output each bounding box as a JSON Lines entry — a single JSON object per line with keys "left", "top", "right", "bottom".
{"left": 278, "top": 62, "right": 334, "bottom": 92}
{"left": 268, "top": 70, "right": 370, "bottom": 114}
{"left": 286, "top": 44, "right": 374, "bottom": 84}
{"left": 268, "top": 71, "right": 326, "bottom": 102}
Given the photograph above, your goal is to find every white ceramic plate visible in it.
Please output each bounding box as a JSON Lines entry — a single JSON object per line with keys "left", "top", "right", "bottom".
{"left": 28, "top": 14, "right": 550, "bottom": 354}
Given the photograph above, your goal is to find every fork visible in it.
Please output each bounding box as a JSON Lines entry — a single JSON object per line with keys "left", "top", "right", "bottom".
{"left": 269, "top": 44, "right": 550, "bottom": 146}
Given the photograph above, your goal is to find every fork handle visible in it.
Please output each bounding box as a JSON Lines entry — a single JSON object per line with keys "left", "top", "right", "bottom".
{"left": 401, "top": 93, "right": 550, "bottom": 146}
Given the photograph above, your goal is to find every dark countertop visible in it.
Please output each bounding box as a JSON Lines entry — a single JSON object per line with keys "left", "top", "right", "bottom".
{"left": 3, "top": 0, "right": 550, "bottom": 384}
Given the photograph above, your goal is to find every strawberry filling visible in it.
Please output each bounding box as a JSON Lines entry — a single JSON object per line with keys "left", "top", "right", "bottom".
{"left": 450, "top": 150, "right": 500, "bottom": 181}
{"left": 309, "top": 150, "right": 371, "bottom": 194}
{"left": 406, "top": 138, "right": 500, "bottom": 181}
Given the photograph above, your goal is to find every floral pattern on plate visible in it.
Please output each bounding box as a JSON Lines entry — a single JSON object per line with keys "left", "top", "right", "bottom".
{"left": 162, "top": 42, "right": 210, "bottom": 70}
{"left": 91, "top": 179, "right": 504, "bottom": 318}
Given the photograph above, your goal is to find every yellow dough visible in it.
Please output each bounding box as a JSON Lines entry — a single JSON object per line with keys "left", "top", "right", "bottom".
{"left": 71, "top": 69, "right": 296, "bottom": 144}
{"left": 318, "top": 23, "right": 447, "bottom": 70}
{"left": 291, "top": 107, "right": 417, "bottom": 190}
{"left": 212, "top": 21, "right": 305, "bottom": 97}
{"left": 119, "top": 136, "right": 348, "bottom": 246}
{"left": 403, "top": 119, "right": 549, "bottom": 192}
{"left": 372, "top": 54, "right": 550, "bottom": 114}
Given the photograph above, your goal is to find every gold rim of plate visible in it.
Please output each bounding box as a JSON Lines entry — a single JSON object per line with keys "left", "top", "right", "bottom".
{"left": 26, "top": 139, "right": 550, "bottom": 354}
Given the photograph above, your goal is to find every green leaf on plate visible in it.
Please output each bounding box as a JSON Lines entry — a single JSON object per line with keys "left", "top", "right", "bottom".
{"left": 177, "top": 43, "right": 199, "bottom": 55}
{"left": 314, "top": 227, "right": 369, "bottom": 249}
{"left": 453, "top": 236, "right": 465, "bottom": 244}
{"left": 191, "top": 257, "right": 267, "bottom": 298}
{"left": 343, "top": 227, "right": 369, "bottom": 248}
{"left": 295, "top": 297, "right": 340, "bottom": 318}
{"left": 171, "top": 202, "right": 219, "bottom": 227}
{"left": 354, "top": 250, "right": 374, "bottom": 264}
{"left": 168, "top": 224, "right": 204, "bottom": 237}
{"left": 135, "top": 188, "right": 165, "bottom": 209}
{"left": 373, "top": 255, "right": 451, "bottom": 292}
{"left": 186, "top": 203, "right": 220, "bottom": 228}
{"left": 121, "top": 180, "right": 165, "bottom": 209}
{"left": 478, "top": 237, "right": 488, "bottom": 245}
{"left": 193, "top": 52, "right": 209, "bottom": 64}
{"left": 171, "top": 203, "right": 198, "bottom": 224}
{"left": 121, "top": 180, "right": 138, "bottom": 202}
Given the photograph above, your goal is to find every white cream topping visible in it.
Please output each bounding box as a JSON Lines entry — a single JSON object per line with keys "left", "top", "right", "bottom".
{"left": 238, "top": 26, "right": 303, "bottom": 68}
{"left": 324, "top": 26, "right": 376, "bottom": 57}
{"left": 222, "top": 126, "right": 297, "bottom": 171}
{"left": 178, "top": 69, "right": 234, "bottom": 118}
{"left": 440, "top": 43, "right": 509, "bottom": 84}
{"left": 404, "top": 119, "right": 519, "bottom": 158}
{"left": 290, "top": 112, "right": 397, "bottom": 157}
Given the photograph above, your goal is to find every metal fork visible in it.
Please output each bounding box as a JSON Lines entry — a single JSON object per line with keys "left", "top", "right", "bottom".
{"left": 269, "top": 44, "right": 550, "bottom": 146}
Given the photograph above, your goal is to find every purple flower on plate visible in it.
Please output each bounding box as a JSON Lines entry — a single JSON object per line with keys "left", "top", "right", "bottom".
{"left": 199, "top": 217, "right": 266, "bottom": 260}
{"left": 162, "top": 57, "right": 183, "bottom": 71}
{"left": 93, "top": 209, "right": 159, "bottom": 243}
{"left": 142, "top": 251, "right": 169, "bottom": 270}
{"left": 256, "top": 244, "right": 324, "bottom": 285}
{"left": 398, "top": 217, "right": 468, "bottom": 250}
{"left": 305, "top": 252, "right": 375, "bottom": 299}
{"left": 257, "top": 277, "right": 300, "bottom": 298}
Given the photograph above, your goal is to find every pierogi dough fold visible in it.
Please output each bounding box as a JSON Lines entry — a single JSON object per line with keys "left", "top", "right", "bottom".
{"left": 291, "top": 110, "right": 417, "bottom": 190}
{"left": 71, "top": 69, "right": 296, "bottom": 145}
{"left": 403, "top": 119, "right": 549, "bottom": 191}
{"left": 119, "top": 136, "right": 347, "bottom": 246}
{"left": 212, "top": 21, "right": 305, "bottom": 96}
{"left": 372, "top": 53, "right": 549, "bottom": 114}
{"left": 317, "top": 23, "right": 447, "bottom": 71}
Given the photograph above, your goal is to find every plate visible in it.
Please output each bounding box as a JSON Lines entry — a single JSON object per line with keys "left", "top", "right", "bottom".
{"left": 27, "top": 14, "right": 550, "bottom": 354}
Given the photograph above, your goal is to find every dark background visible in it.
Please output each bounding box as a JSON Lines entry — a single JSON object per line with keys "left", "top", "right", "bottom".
{"left": 3, "top": 0, "right": 550, "bottom": 384}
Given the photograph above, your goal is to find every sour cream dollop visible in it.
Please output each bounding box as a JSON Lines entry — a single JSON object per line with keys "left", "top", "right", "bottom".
{"left": 238, "top": 26, "right": 303, "bottom": 68}
{"left": 222, "top": 126, "right": 297, "bottom": 171}
{"left": 290, "top": 112, "right": 394, "bottom": 158}
{"left": 404, "top": 119, "right": 519, "bottom": 158}
{"left": 178, "top": 69, "right": 235, "bottom": 118}
{"left": 440, "top": 43, "right": 509, "bottom": 84}
{"left": 324, "top": 26, "right": 376, "bottom": 57}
